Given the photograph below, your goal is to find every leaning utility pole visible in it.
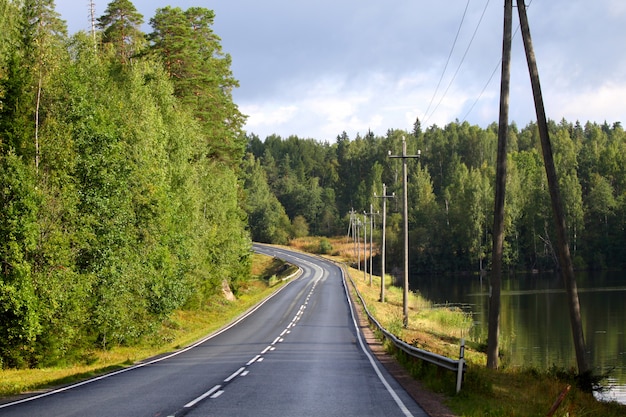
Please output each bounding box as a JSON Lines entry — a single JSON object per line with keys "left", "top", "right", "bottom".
{"left": 487, "top": 0, "right": 512, "bottom": 370}
{"left": 389, "top": 137, "right": 421, "bottom": 327}
{"left": 375, "top": 184, "right": 395, "bottom": 302}
{"left": 516, "top": 0, "right": 589, "bottom": 375}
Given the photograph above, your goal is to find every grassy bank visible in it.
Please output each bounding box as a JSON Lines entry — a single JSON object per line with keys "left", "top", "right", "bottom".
{"left": 290, "top": 236, "right": 626, "bottom": 417}
{"left": 0, "top": 253, "right": 292, "bottom": 399}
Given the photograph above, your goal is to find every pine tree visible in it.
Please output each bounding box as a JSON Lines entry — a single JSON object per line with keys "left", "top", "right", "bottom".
{"left": 149, "top": 7, "right": 246, "bottom": 165}
{"left": 97, "top": 0, "right": 145, "bottom": 63}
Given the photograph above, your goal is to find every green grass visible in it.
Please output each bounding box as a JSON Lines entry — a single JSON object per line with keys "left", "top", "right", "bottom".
{"left": 0, "top": 253, "right": 292, "bottom": 399}
{"left": 343, "top": 261, "right": 626, "bottom": 417}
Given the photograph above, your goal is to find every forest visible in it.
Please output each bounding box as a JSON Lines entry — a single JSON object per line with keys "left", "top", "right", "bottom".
{"left": 242, "top": 119, "right": 626, "bottom": 275}
{"left": 1, "top": 0, "right": 625, "bottom": 371}
{"left": 0, "top": 0, "right": 249, "bottom": 367}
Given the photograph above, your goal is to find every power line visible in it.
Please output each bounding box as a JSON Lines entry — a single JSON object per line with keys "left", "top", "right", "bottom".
{"left": 461, "top": 59, "right": 500, "bottom": 122}
{"left": 424, "top": 0, "right": 491, "bottom": 126}
{"left": 461, "top": 0, "right": 535, "bottom": 123}
{"left": 422, "top": 0, "right": 471, "bottom": 122}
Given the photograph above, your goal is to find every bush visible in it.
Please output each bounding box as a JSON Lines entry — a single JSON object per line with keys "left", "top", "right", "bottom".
{"left": 319, "top": 238, "right": 332, "bottom": 254}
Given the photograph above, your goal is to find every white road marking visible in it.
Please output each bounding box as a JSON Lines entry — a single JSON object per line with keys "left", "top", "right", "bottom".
{"left": 342, "top": 271, "right": 415, "bottom": 417}
{"left": 247, "top": 355, "right": 261, "bottom": 365}
{"left": 184, "top": 385, "right": 221, "bottom": 408}
{"left": 224, "top": 367, "right": 245, "bottom": 382}
{"left": 210, "top": 390, "right": 224, "bottom": 399}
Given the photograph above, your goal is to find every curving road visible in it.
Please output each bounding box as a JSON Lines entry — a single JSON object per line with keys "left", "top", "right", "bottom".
{"left": 0, "top": 244, "right": 427, "bottom": 417}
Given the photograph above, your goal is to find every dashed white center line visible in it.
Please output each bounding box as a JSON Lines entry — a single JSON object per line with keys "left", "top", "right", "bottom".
{"left": 210, "top": 390, "right": 224, "bottom": 399}
{"left": 184, "top": 385, "right": 222, "bottom": 408}
{"left": 247, "top": 355, "right": 261, "bottom": 365}
{"left": 224, "top": 367, "right": 245, "bottom": 382}
{"left": 182, "top": 282, "right": 320, "bottom": 412}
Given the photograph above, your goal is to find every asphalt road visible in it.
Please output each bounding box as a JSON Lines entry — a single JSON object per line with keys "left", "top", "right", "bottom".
{"left": 0, "top": 244, "right": 427, "bottom": 417}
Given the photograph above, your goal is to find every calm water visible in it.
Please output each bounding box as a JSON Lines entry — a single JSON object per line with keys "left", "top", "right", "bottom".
{"left": 410, "top": 271, "right": 626, "bottom": 404}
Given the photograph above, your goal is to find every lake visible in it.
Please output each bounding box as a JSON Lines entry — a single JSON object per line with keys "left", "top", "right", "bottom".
{"left": 410, "top": 271, "right": 626, "bottom": 404}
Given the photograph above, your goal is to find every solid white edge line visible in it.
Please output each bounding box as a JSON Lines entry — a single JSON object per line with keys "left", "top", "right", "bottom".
{"left": 342, "top": 269, "right": 415, "bottom": 417}
{"left": 259, "top": 244, "right": 414, "bottom": 416}
{"left": 184, "top": 385, "right": 222, "bottom": 408}
{"left": 0, "top": 258, "right": 302, "bottom": 410}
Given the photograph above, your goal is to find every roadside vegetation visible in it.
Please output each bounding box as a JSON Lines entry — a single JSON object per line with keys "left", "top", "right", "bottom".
{"left": 0, "top": 254, "right": 291, "bottom": 399}
{"left": 292, "top": 236, "right": 626, "bottom": 417}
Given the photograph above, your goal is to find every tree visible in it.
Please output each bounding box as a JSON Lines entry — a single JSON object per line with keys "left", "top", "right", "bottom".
{"left": 149, "top": 6, "right": 246, "bottom": 165}
{"left": 97, "top": 0, "right": 145, "bottom": 62}
{"left": 0, "top": 152, "right": 40, "bottom": 367}
{"left": 241, "top": 153, "right": 291, "bottom": 244}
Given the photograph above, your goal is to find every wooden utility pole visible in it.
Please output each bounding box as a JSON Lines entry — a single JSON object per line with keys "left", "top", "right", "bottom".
{"left": 516, "top": 0, "right": 589, "bottom": 375}
{"left": 375, "top": 184, "right": 395, "bottom": 302}
{"left": 364, "top": 204, "right": 378, "bottom": 285}
{"left": 89, "top": 1, "right": 97, "bottom": 49}
{"left": 363, "top": 213, "right": 368, "bottom": 281}
{"left": 389, "top": 137, "right": 420, "bottom": 327}
{"left": 487, "top": 0, "right": 512, "bottom": 370}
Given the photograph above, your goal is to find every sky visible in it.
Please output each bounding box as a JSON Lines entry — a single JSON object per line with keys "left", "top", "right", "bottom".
{"left": 54, "top": 0, "right": 626, "bottom": 142}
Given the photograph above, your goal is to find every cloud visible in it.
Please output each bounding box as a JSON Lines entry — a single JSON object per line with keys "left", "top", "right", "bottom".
{"left": 55, "top": 0, "right": 626, "bottom": 139}
{"left": 241, "top": 104, "right": 299, "bottom": 132}
{"left": 553, "top": 82, "right": 626, "bottom": 123}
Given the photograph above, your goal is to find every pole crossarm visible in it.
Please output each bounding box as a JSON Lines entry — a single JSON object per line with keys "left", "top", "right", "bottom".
{"left": 388, "top": 137, "right": 421, "bottom": 327}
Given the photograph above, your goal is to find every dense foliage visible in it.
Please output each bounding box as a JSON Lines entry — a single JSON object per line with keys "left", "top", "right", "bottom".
{"left": 243, "top": 119, "right": 626, "bottom": 274}
{"left": 0, "top": 0, "right": 249, "bottom": 368}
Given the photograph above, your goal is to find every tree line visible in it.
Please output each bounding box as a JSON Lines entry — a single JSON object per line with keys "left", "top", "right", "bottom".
{"left": 242, "top": 119, "right": 626, "bottom": 274}
{"left": 0, "top": 0, "right": 249, "bottom": 368}
{"left": 2, "top": 0, "right": 624, "bottom": 371}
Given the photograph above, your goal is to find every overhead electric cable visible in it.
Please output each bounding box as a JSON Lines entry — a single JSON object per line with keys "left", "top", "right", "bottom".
{"left": 461, "top": 60, "right": 500, "bottom": 122}
{"left": 424, "top": 0, "right": 491, "bottom": 126}
{"left": 422, "top": 0, "right": 471, "bottom": 122}
{"left": 461, "top": 0, "right": 534, "bottom": 123}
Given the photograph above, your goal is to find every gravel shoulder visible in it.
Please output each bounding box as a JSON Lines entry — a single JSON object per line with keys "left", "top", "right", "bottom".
{"left": 348, "top": 279, "right": 457, "bottom": 417}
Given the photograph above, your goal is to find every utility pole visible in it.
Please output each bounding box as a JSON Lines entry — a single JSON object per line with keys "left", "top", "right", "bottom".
{"left": 487, "top": 0, "right": 512, "bottom": 370}
{"left": 356, "top": 218, "right": 361, "bottom": 272}
{"left": 348, "top": 208, "right": 357, "bottom": 258}
{"left": 516, "top": 0, "right": 589, "bottom": 376}
{"left": 363, "top": 213, "right": 368, "bottom": 281}
{"left": 370, "top": 204, "right": 374, "bottom": 287}
{"left": 375, "top": 184, "right": 395, "bottom": 302}
{"left": 89, "top": 0, "right": 97, "bottom": 50}
{"left": 365, "top": 204, "right": 377, "bottom": 286}
{"left": 388, "top": 137, "right": 421, "bottom": 327}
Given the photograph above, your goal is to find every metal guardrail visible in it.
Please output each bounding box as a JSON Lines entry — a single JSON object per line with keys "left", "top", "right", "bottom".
{"left": 345, "top": 268, "right": 467, "bottom": 393}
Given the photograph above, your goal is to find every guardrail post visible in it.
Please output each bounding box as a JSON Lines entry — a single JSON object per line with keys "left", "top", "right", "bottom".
{"left": 456, "top": 338, "right": 465, "bottom": 393}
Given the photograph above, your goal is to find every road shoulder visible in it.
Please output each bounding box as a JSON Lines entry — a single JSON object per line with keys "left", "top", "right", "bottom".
{"left": 347, "top": 276, "right": 457, "bottom": 417}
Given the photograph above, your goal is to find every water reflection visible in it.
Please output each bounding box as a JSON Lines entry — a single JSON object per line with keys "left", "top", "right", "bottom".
{"left": 410, "top": 271, "right": 626, "bottom": 404}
